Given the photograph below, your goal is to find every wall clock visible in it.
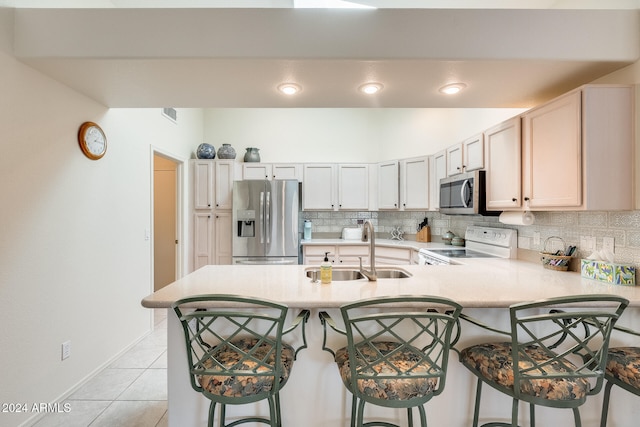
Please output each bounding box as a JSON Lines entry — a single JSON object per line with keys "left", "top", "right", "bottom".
{"left": 78, "top": 121, "right": 107, "bottom": 160}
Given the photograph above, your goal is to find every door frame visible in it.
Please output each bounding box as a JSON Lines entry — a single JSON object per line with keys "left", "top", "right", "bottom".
{"left": 150, "top": 147, "right": 186, "bottom": 293}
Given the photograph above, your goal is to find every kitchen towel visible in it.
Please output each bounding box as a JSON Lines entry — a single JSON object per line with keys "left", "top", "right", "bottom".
{"left": 499, "top": 211, "right": 535, "bottom": 226}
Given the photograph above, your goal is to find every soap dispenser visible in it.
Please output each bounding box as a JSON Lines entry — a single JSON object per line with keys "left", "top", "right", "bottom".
{"left": 320, "top": 252, "right": 332, "bottom": 284}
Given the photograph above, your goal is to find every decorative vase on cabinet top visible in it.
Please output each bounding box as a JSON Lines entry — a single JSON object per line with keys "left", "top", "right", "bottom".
{"left": 196, "top": 143, "right": 216, "bottom": 159}
{"left": 244, "top": 147, "right": 261, "bottom": 162}
{"left": 217, "top": 143, "right": 236, "bottom": 159}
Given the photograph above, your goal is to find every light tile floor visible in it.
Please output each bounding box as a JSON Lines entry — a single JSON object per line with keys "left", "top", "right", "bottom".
{"left": 33, "top": 310, "right": 168, "bottom": 427}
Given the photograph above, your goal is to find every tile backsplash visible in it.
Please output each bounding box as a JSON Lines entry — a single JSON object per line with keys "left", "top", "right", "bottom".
{"left": 301, "top": 210, "right": 640, "bottom": 268}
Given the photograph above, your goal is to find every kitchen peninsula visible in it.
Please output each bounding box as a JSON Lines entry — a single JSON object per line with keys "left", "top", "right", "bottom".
{"left": 143, "top": 256, "right": 640, "bottom": 427}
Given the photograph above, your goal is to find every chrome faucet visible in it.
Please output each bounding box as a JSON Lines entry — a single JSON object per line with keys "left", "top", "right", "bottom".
{"left": 359, "top": 220, "right": 377, "bottom": 281}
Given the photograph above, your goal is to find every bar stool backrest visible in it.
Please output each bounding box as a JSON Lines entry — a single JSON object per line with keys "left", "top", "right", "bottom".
{"left": 340, "top": 295, "right": 463, "bottom": 407}
{"left": 172, "top": 294, "right": 289, "bottom": 404}
{"left": 508, "top": 295, "right": 629, "bottom": 406}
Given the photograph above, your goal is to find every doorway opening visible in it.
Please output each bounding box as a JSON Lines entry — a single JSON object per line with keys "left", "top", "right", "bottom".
{"left": 152, "top": 152, "right": 183, "bottom": 292}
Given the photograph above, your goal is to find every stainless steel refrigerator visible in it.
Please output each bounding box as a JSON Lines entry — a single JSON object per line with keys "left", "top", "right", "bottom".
{"left": 232, "top": 180, "right": 299, "bottom": 264}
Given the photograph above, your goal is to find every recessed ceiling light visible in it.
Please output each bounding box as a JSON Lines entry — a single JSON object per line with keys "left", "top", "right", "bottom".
{"left": 439, "top": 83, "right": 467, "bottom": 95}
{"left": 359, "top": 82, "right": 383, "bottom": 95}
{"left": 277, "top": 83, "right": 301, "bottom": 95}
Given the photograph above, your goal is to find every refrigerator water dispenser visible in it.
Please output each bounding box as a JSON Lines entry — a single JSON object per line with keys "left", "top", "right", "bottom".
{"left": 236, "top": 210, "right": 255, "bottom": 237}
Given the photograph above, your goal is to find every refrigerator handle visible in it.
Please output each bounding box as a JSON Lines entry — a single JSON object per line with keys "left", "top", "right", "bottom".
{"left": 265, "top": 191, "right": 271, "bottom": 244}
{"left": 259, "top": 191, "right": 265, "bottom": 244}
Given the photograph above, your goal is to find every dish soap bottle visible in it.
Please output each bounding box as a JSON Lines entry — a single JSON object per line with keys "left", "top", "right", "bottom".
{"left": 320, "top": 252, "right": 332, "bottom": 284}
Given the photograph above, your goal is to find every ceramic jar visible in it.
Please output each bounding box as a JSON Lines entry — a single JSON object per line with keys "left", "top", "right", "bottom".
{"left": 452, "top": 236, "right": 465, "bottom": 246}
{"left": 244, "top": 147, "right": 261, "bottom": 162}
{"left": 442, "top": 230, "right": 455, "bottom": 245}
{"left": 196, "top": 143, "right": 215, "bottom": 159}
{"left": 217, "top": 144, "right": 236, "bottom": 159}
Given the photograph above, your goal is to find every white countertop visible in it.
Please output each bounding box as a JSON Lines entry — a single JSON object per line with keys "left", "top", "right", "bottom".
{"left": 141, "top": 259, "right": 640, "bottom": 309}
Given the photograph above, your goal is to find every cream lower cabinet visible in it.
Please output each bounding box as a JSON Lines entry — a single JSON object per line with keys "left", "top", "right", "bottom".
{"left": 303, "top": 244, "right": 412, "bottom": 266}
{"left": 520, "top": 85, "right": 633, "bottom": 211}
{"left": 303, "top": 245, "right": 369, "bottom": 266}
{"left": 213, "top": 212, "right": 232, "bottom": 265}
{"left": 375, "top": 246, "right": 413, "bottom": 265}
{"left": 193, "top": 212, "right": 232, "bottom": 269}
{"left": 193, "top": 213, "right": 213, "bottom": 269}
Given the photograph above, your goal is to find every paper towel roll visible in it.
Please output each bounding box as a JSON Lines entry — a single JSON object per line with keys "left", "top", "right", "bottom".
{"left": 499, "top": 211, "right": 535, "bottom": 226}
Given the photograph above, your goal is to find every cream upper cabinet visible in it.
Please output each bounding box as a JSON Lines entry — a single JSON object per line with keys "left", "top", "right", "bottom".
{"left": 400, "top": 156, "right": 429, "bottom": 210}
{"left": 519, "top": 85, "right": 633, "bottom": 211}
{"left": 272, "top": 164, "right": 302, "bottom": 181}
{"left": 303, "top": 164, "right": 337, "bottom": 210}
{"left": 484, "top": 117, "right": 522, "bottom": 210}
{"left": 377, "top": 161, "right": 399, "bottom": 210}
{"left": 193, "top": 160, "right": 234, "bottom": 210}
{"left": 302, "top": 163, "right": 368, "bottom": 211}
{"left": 338, "top": 164, "right": 369, "bottom": 210}
{"left": 522, "top": 90, "right": 582, "bottom": 208}
{"left": 447, "top": 133, "right": 484, "bottom": 176}
{"left": 242, "top": 163, "right": 302, "bottom": 181}
{"left": 214, "top": 160, "right": 234, "bottom": 210}
{"left": 242, "top": 163, "right": 271, "bottom": 180}
{"left": 193, "top": 161, "right": 214, "bottom": 210}
{"left": 429, "top": 150, "right": 447, "bottom": 210}
{"left": 463, "top": 133, "right": 485, "bottom": 172}
{"left": 446, "top": 143, "right": 463, "bottom": 176}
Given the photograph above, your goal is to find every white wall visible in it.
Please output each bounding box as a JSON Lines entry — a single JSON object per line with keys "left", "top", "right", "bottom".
{"left": 203, "top": 107, "right": 527, "bottom": 163}
{"left": 0, "top": 10, "right": 202, "bottom": 426}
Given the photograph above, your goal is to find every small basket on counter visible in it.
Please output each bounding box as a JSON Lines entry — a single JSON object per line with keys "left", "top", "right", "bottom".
{"left": 540, "top": 236, "right": 575, "bottom": 271}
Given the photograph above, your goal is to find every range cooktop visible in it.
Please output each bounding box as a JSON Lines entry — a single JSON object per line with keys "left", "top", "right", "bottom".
{"left": 424, "top": 248, "right": 499, "bottom": 258}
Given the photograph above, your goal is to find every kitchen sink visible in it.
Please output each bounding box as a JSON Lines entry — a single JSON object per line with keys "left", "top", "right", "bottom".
{"left": 305, "top": 268, "right": 411, "bottom": 281}
{"left": 375, "top": 269, "right": 412, "bottom": 279}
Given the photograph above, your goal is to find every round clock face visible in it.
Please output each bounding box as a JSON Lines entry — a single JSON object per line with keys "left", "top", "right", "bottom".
{"left": 78, "top": 122, "right": 107, "bottom": 160}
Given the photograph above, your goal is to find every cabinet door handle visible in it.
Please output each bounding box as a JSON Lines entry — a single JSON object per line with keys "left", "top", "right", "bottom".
{"left": 512, "top": 198, "right": 517, "bottom": 202}
{"left": 524, "top": 197, "right": 530, "bottom": 201}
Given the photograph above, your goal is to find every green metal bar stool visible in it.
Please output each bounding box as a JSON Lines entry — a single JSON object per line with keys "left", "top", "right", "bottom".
{"left": 172, "top": 294, "right": 310, "bottom": 427}
{"left": 600, "top": 323, "right": 640, "bottom": 427}
{"left": 458, "top": 294, "right": 628, "bottom": 427}
{"left": 319, "top": 295, "right": 462, "bottom": 427}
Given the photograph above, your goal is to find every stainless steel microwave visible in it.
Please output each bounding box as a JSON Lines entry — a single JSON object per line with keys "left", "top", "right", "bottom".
{"left": 439, "top": 170, "right": 495, "bottom": 215}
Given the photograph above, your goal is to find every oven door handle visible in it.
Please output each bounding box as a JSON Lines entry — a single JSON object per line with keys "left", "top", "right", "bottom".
{"left": 460, "top": 179, "right": 471, "bottom": 207}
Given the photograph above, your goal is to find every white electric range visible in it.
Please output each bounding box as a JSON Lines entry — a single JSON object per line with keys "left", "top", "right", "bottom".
{"left": 418, "top": 226, "right": 517, "bottom": 265}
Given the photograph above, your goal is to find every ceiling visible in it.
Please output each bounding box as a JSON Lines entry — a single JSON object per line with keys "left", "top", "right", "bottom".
{"left": 6, "top": 4, "right": 640, "bottom": 109}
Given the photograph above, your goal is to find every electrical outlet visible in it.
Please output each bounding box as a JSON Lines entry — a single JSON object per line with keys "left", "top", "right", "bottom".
{"left": 518, "top": 236, "right": 531, "bottom": 250}
{"left": 580, "top": 236, "right": 595, "bottom": 252}
{"left": 603, "top": 237, "right": 615, "bottom": 254}
{"left": 533, "top": 231, "right": 541, "bottom": 246}
{"left": 61, "top": 341, "right": 71, "bottom": 360}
